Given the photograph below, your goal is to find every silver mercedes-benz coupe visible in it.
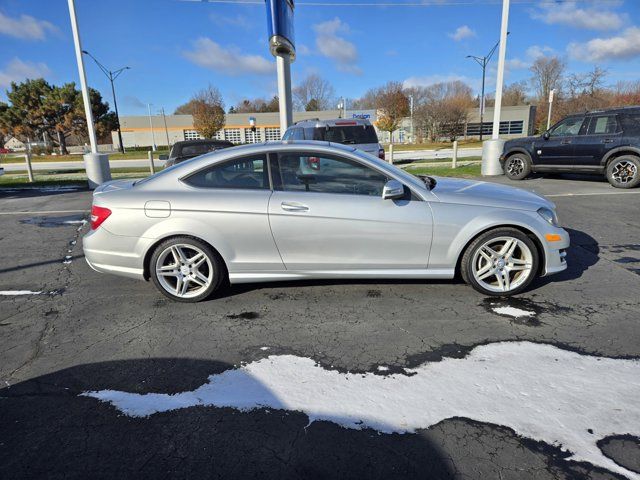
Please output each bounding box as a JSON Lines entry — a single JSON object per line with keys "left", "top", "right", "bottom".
{"left": 83, "top": 141, "right": 569, "bottom": 302}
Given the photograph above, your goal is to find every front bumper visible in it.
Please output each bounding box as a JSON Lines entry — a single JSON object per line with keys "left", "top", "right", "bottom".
{"left": 541, "top": 228, "right": 570, "bottom": 276}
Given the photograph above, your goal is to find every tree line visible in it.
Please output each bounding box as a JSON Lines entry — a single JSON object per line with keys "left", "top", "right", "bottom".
{"left": 0, "top": 79, "right": 116, "bottom": 154}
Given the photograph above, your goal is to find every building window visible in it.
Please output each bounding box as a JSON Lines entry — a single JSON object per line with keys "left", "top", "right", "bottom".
{"left": 244, "top": 128, "right": 263, "bottom": 144}
{"left": 508, "top": 120, "right": 524, "bottom": 134}
{"left": 183, "top": 129, "right": 203, "bottom": 141}
{"left": 466, "top": 121, "right": 524, "bottom": 136}
{"left": 264, "top": 127, "right": 281, "bottom": 141}
{"left": 224, "top": 128, "right": 242, "bottom": 143}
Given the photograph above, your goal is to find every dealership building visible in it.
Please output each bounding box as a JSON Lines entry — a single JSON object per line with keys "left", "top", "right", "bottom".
{"left": 113, "top": 105, "right": 536, "bottom": 149}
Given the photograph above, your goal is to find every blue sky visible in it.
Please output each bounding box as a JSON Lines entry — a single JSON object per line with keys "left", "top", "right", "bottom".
{"left": 1, "top": 0, "right": 639, "bottom": 115}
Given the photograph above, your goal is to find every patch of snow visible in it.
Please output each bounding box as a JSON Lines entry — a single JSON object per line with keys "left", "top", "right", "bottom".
{"left": 62, "top": 220, "right": 85, "bottom": 225}
{"left": 81, "top": 342, "right": 640, "bottom": 479}
{"left": 492, "top": 306, "right": 535, "bottom": 318}
{"left": 260, "top": 347, "right": 270, "bottom": 351}
{"left": 62, "top": 256, "right": 72, "bottom": 264}
{"left": 0, "top": 290, "right": 42, "bottom": 295}
{"left": 376, "top": 366, "right": 389, "bottom": 372}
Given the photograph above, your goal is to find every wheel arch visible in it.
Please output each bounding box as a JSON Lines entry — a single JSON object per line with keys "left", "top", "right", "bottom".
{"left": 601, "top": 146, "right": 640, "bottom": 167}
{"left": 142, "top": 234, "right": 229, "bottom": 281}
{"left": 454, "top": 223, "right": 545, "bottom": 278}
{"left": 503, "top": 148, "right": 532, "bottom": 162}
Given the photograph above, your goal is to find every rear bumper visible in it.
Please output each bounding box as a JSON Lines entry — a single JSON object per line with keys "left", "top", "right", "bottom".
{"left": 83, "top": 227, "right": 150, "bottom": 280}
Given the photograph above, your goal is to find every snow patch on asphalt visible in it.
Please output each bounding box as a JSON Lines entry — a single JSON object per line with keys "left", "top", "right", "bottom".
{"left": 0, "top": 290, "right": 42, "bottom": 296}
{"left": 82, "top": 341, "right": 640, "bottom": 479}
{"left": 492, "top": 306, "right": 536, "bottom": 318}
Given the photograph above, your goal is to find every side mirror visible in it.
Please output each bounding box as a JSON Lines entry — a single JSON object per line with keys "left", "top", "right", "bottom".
{"left": 382, "top": 179, "right": 404, "bottom": 200}
{"left": 158, "top": 154, "right": 169, "bottom": 161}
{"left": 542, "top": 131, "right": 550, "bottom": 140}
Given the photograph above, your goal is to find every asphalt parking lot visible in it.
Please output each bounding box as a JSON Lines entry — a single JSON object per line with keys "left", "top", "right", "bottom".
{"left": 1, "top": 174, "right": 639, "bottom": 479}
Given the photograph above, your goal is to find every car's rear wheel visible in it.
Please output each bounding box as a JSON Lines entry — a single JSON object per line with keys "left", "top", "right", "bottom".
{"left": 150, "top": 237, "right": 225, "bottom": 302}
{"left": 606, "top": 155, "right": 640, "bottom": 189}
{"left": 461, "top": 228, "right": 539, "bottom": 296}
{"left": 504, "top": 154, "right": 532, "bottom": 180}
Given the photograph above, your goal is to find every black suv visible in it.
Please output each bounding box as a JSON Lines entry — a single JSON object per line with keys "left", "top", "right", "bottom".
{"left": 161, "top": 139, "right": 234, "bottom": 167}
{"left": 500, "top": 106, "right": 640, "bottom": 188}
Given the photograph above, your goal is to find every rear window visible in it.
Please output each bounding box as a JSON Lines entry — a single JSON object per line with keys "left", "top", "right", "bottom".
{"left": 173, "top": 143, "right": 229, "bottom": 157}
{"left": 304, "top": 125, "right": 379, "bottom": 145}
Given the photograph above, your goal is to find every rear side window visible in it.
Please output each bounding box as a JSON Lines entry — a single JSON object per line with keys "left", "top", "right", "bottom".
{"left": 180, "top": 143, "right": 228, "bottom": 156}
{"left": 304, "top": 125, "right": 379, "bottom": 144}
{"left": 587, "top": 116, "right": 619, "bottom": 135}
{"left": 184, "top": 154, "right": 268, "bottom": 189}
{"left": 620, "top": 113, "right": 640, "bottom": 136}
{"left": 283, "top": 128, "right": 304, "bottom": 140}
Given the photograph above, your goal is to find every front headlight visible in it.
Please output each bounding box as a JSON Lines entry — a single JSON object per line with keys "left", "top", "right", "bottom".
{"left": 538, "top": 207, "right": 560, "bottom": 227}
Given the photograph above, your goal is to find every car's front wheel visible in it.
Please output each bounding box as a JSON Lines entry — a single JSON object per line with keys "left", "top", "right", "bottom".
{"left": 606, "top": 155, "right": 640, "bottom": 189}
{"left": 504, "top": 154, "right": 532, "bottom": 180}
{"left": 461, "top": 228, "right": 539, "bottom": 296}
{"left": 150, "top": 237, "right": 225, "bottom": 302}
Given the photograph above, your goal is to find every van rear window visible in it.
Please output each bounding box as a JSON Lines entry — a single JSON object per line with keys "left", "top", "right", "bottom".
{"left": 305, "top": 125, "right": 379, "bottom": 144}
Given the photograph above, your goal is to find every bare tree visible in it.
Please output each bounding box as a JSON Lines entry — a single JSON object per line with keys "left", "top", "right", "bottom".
{"left": 231, "top": 97, "right": 279, "bottom": 113}
{"left": 362, "top": 82, "right": 410, "bottom": 141}
{"left": 191, "top": 85, "right": 226, "bottom": 139}
{"left": 293, "top": 74, "right": 336, "bottom": 111}
{"left": 414, "top": 81, "right": 474, "bottom": 141}
{"left": 530, "top": 56, "right": 566, "bottom": 101}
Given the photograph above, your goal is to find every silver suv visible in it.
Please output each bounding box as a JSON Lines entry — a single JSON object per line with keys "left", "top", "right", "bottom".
{"left": 283, "top": 118, "right": 385, "bottom": 160}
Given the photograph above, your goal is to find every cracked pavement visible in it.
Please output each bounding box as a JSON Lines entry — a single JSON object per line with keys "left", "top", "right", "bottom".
{"left": 1, "top": 174, "right": 639, "bottom": 479}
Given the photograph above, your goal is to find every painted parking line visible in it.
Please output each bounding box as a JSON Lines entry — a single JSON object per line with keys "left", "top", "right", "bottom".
{"left": 0, "top": 209, "right": 88, "bottom": 215}
{"left": 547, "top": 191, "right": 640, "bottom": 197}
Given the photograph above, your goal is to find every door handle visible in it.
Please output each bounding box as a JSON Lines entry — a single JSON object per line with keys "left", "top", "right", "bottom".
{"left": 281, "top": 202, "right": 309, "bottom": 212}
{"left": 602, "top": 139, "right": 614, "bottom": 144}
{"left": 561, "top": 140, "right": 572, "bottom": 145}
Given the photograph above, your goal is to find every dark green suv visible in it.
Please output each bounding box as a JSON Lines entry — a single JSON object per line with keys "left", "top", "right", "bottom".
{"left": 500, "top": 107, "right": 640, "bottom": 188}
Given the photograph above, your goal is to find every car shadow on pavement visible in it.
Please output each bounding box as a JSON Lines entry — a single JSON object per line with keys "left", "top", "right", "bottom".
{"left": 0, "top": 358, "right": 455, "bottom": 480}
{"left": 533, "top": 227, "right": 599, "bottom": 289}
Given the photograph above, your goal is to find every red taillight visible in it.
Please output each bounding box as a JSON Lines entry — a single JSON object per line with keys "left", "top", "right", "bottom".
{"left": 378, "top": 148, "right": 385, "bottom": 161}
{"left": 90, "top": 205, "right": 112, "bottom": 230}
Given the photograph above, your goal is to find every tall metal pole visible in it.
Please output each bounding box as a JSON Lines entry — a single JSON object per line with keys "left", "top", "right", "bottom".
{"left": 68, "top": 0, "right": 97, "bottom": 154}
{"left": 109, "top": 75, "right": 125, "bottom": 153}
{"left": 147, "top": 103, "right": 157, "bottom": 151}
{"left": 491, "top": 0, "right": 510, "bottom": 141}
{"left": 68, "top": 0, "right": 110, "bottom": 188}
{"left": 161, "top": 107, "right": 170, "bottom": 149}
{"left": 480, "top": 63, "right": 486, "bottom": 141}
{"left": 409, "top": 95, "right": 414, "bottom": 144}
{"left": 546, "top": 89, "right": 555, "bottom": 130}
{"left": 276, "top": 54, "right": 293, "bottom": 135}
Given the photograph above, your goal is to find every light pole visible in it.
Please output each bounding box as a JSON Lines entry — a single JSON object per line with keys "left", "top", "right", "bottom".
{"left": 409, "top": 94, "right": 414, "bottom": 144}
{"left": 82, "top": 50, "right": 130, "bottom": 153}
{"left": 546, "top": 89, "right": 555, "bottom": 130}
{"left": 67, "top": 0, "right": 110, "bottom": 188}
{"left": 160, "top": 107, "right": 170, "bottom": 149}
{"left": 147, "top": 103, "right": 157, "bottom": 151}
{"left": 466, "top": 32, "right": 509, "bottom": 141}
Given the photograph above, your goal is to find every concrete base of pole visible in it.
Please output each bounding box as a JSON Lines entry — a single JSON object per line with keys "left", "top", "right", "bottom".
{"left": 481, "top": 139, "right": 505, "bottom": 176}
{"left": 83, "top": 153, "right": 111, "bottom": 189}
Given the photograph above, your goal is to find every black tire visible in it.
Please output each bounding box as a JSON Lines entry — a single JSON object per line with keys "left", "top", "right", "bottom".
{"left": 461, "top": 227, "right": 540, "bottom": 297}
{"left": 606, "top": 155, "right": 640, "bottom": 189}
{"left": 149, "top": 236, "right": 226, "bottom": 303}
{"left": 503, "top": 153, "right": 532, "bottom": 181}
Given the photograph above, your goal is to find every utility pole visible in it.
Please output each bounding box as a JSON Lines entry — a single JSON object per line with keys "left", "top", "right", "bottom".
{"left": 409, "top": 95, "right": 414, "bottom": 144}
{"left": 67, "top": 0, "right": 111, "bottom": 188}
{"left": 467, "top": 32, "right": 509, "bottom": 141}
{"left": 161, "top": 107, "right": 170, "bottom": 149}
{"left": 480, "top": 0, "right": 511, "bottom": 177}
{"left": 82, "top": 50, "right": 129, "bottom": 153}
{"left": 546, "top": 89, "right": 555, "bottom": 130}
{"left": 147, "top": 103, "right": 157, "bottom": 151}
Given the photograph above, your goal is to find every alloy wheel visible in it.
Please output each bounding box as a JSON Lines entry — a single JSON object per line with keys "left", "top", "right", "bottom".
{"left": 471, "top": 236, "right": 534, "bottom": 293}
{"left": 155, "top": 244, "right": 214, "bottom": 299}
{"left": 506, "top": 157, "right": 525, "bottom": 177}
{"left": 611, "top": 160, "right": 638, "bottom": 185}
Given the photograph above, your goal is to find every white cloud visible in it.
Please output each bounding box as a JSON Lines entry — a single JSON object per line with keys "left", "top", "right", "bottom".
{"left": 449, "top": 25, "right": 476, "bottom": 41}
{"left": 296, "top": 44, "right": 311, "bottom": 56}
{"left": 183, "top": 37, "right": 273, "bottom": 76}
{"left": 531, "top": 1, "right": 625, "bottom": 31}
{"left": 0, "top": 58, "right": 51, "bottom": 89}
{"left": 0, "top": 11, "right": 57, "bottom": 40}
{"left": 505, "top": 45, "right": 554, "bottom": 71}
{"left": 568, "top": 27, "right": 640, "bottom": 62}
{"left": 313, "top": 18, "right": 361, "bottom": 75}
{"left": 403, "top": 74, "right": 479, "bottom": 90}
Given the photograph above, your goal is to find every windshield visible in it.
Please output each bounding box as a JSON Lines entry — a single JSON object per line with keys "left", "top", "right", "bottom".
{"left": 306, "top": 125, "right": 379, "bottom": 144}
{"left": 173, "top": 143, "right": 228, "bottom": 158}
